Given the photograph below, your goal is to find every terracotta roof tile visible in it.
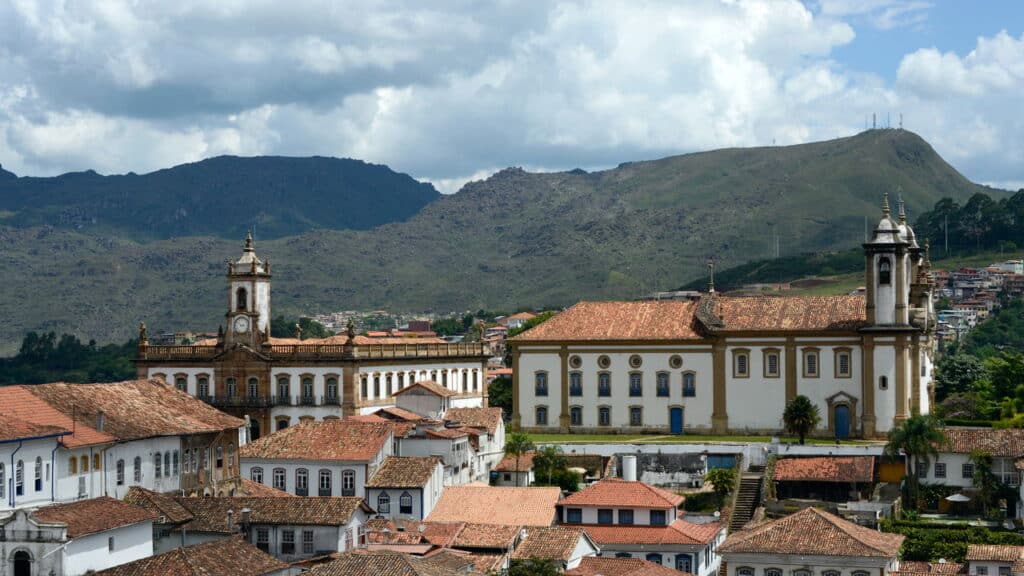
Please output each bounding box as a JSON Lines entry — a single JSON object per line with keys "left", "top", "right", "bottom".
{"left": 942, "top": 428, "right": 1024, "bottom": 457}
{"left": 368, "top": 456, "right": 442, "bottom": 488}
{"left": 510, "top": 526, "right": 586, "bottom": 561}
{"left": 175, "top": 496, "right": 369, "bottom": 533}
{"left": 582, "top": 519, "right": 721, "bottom": 545}
{"left": 425, "top": 428, "right": 468, "bottom": 440}
{"left": 366, "top": 519, "right": 437, "bottom": 545}
{"left": 0, "top": 386, "right": 115, "bottom": 448}
{"left": 426, "top": 485, "right": 560, "bottom": 527}
{"left": 94, "top": 535, "right": 288, "bottom": 576}
{"left": 393, "top": 380, "right": 456, "bottom": 398}
{"left": 32, "top": 496, "right": 157, "bottom": 537}
{"left": 451, "top": 522, "right": 521, "bottom": 549}
{"left": 511, "top": 301, "right": 701, "bottom": 341}
{"left": 773, "top": 456, "right": 874, "bottom": 483}
{"left": 965, "top": 544, "right": 1024, "bottom": 562}
{"left": 0, "top": 412, "right": 68, "bottom": 442}
{"left": 303, "top": 550, "right": 469, "bottom": 576}
{"left": 22, "top": 380, "right": 244, "bottom": 440}
{"left": 124, "top": 487, "right": 195, "bottom": 524}
{"left": 895, "top": 561, "right": 966, "bottom": 574}
{"left": 719, "top": 507, "right": 903, "bottom": 557}
{"left": 567, "top": 556, "right": 691, "bottom": 576}
{"left": 237, "top": 478, "right": 297, "bottom": 497}
{"left": 240, "top": 420, "right": 392, "bottom": 461}
{"left": 560, "top": 478, "right": 685, "bottom": 509}
{"left": 715, "top": 295, "right": 867, "bottom": 332}
{"left": 379, "top": 406, "right": 431, "bottom": 421}
{"left": 495, "top": 451, "right": 536, "bottom": 473}
{"left": 444, "top": 407, "right": 503, "bottom": 434}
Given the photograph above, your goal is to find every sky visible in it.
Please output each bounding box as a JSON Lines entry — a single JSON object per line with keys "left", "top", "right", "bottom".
{"left": 0, "top": 0, "right": 1021, "bottom": 193}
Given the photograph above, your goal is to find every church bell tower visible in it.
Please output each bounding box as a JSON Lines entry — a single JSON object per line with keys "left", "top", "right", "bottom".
{"left": 225, "top": 232, "right": 271, "bottom": 347}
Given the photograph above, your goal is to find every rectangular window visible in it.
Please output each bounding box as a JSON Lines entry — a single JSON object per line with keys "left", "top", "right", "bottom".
{"left": 682, "top": 373, "right": 696, "bottom": 397}
{"left": 629, "top": 407, "right": 642, "bottom": 426}
{"left": 629, "top": 373, "right": 642, "bottom": 397}
{"left": 734, "top": 352, "right": 749, "bottom": 377}
{"left": 598, "top": 509, "right": 614, "bottom": 525}
{"left": 962, "top": 463, "right": 975, "bottom": 479}
{"left": 570, "top": 407, "right": 582, "bottom": 426}
{"left": 917, "top": 461, "right": 928, "bottom": 479}
{"left": 273, "top": 468, "right": 286, "bottom": 490}
{"left": 535, "top": 372, "right": 548, "bottom": 397}
{"left": 108, "top": 536, "right": 115, "bottom": 551}
{"left": 656, "top": 373, "right": 670, "bottom": 397}
{"left": 837, "top": 351, "right": 852, "bottom": 377}
{"left": 566, "top": 508, "right": 582, "bottom": 524}
{"left": 650, "top": 510, "right": 666, "bottom": 526}
{"left": 256, "top": 528, "right": 270, "bottom": 553}
{"left": 598, "top": 407, "right": 611, "bottom": 426}
{"left": 935, "top": 463, "right": 947, "bottom": 478}
{"left": 303, "top": 530, "right": 314, "bottom": 554}
{"left": 598, "top": 373, "right": 611, "bottom": 397}
{"left": 618, "top": 509, "right": 634, "bottom": 525}
{"left": 569, "top": 372, "right": 582, "bottom": 396}
{"left": 976, "top": 567, "right": 988, "bottom": 576}
{"left": 281, "top": 530, "right": 295, "bottom": 555}
{"left": 765, "top": 352, "right": 780, "bottom": 377}
{"left": 804, "top": 351, "right": 819, "bottom": 377}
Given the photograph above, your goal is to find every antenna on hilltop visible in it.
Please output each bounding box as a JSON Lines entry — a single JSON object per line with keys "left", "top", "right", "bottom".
{"left": 899, "top": 113, "right": 903, "bottom": 130}
{"left": 872, "top": 113, "right": 876, "bottom": 129}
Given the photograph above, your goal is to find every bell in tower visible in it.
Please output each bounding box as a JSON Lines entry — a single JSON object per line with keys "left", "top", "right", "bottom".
{"left": 225, "top": 231, "right": 272, "bottom": 347}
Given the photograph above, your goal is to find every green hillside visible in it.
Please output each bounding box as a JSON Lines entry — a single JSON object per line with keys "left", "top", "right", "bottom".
{"left": 0, "top": 129, "right": 1001, "bottom": 353}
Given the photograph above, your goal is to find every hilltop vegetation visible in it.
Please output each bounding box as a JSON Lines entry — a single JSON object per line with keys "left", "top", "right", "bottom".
{"left": 0, "top": 129, "right": 1002, "bottom": 352}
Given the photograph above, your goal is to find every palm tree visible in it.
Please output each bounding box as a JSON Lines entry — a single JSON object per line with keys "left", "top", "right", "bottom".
{"left": 885, "top": 414, "right": 946, "bottom": 507}
{"left": 970, "top": 449, "right": 999, "bottom": 516}
{"left": 783, "top": 395, "right": 821, "bottom": 445}
{"left": 504, "top": 432, "right": 536, "bottom": 487}
{"left": 533, "top": 445, "right": 567, "bottom": 486}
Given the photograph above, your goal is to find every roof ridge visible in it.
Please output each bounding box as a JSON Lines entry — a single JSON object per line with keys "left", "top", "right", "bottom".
{"left": 810, "top": 507, "right": 892, "bottom": 553}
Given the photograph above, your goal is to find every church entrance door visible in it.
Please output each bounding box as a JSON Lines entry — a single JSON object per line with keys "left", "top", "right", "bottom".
{"left": 834, "top": 404, "right": 850, "bottom": 439}
{"left": 669, "top": 407, "right": 683, "bottom": 435}
{"left": 13, "top": 550, "right": 31, "bottom": 576}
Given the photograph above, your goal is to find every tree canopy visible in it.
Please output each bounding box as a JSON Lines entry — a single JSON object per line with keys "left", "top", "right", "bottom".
{"left": 783, "top": 395, "right": 821, "bottom": 444}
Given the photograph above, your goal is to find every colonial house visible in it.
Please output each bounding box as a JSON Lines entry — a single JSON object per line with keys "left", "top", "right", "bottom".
{"left": 426, "top": 485, "right": 561, "bottom": 527}
{"left": 125, "top": 490, "right": 371, "bottom": 561}
{"left": 493, "top": 451, "right": 536, "bottom": 487}
{"left": 442, "top": 407, "right": 506, "bottom": 482}
{"left": 509, "top": 526, "right": 600, "bottom": 571}
{"left": 396, "top": 426, "right": 472, "bottom": 486}
{"left": 567, "top": 556, "right": 689, "bottom": 576}
{"left": 557, "top": 478, "right": 723, "bottom": 575}
{"left": 302, "top": 549, "right": 476, "bottom": 576}
{"left": 0, "top": 380, "right": 246, "bottom": 504}
{"left": 771, "top": 456, "right": 876, "bottom": 502}
{"left": 0, "top": 413, "right": 70, "bottom": 511}
{"left": 365, "top": 456, "right": 445, "bottom": 521}
{"left": 918, "top": 428, "right": 1024, "bottom": 493}
{"left": 134, "top": 234, "right": 490, "bottom": 439}
{"left": 240, "top": 420, "right": 393, "bottom": 497}
{"left": 94, "top": 535, "right": 290, "bottom": 576}
{"left": 0, "top": 497, "right": 157, "bottom": 576}
{"left": 964, "top": 544, "right": 1024, "bottom": 576}
{"left": 510, "top": 196, "right": 936, "bottom": 438}
{"left": 392, "top": 380, "right": 459, "bottom": 420}
{"left": 718, "top": 507, "right": 905, "bottom": 576}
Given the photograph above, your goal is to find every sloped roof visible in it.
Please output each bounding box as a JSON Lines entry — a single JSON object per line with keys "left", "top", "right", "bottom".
{"left": 895, "top": 561, "right": 965, "bottom": 575}
{"left": 392, "top": 380, "right": 456, "bottom": 398}
{"left": 0, "top": 386, "right": 115, "bottom": 448}
{"left": 582, "top": 519, "right": 721, "bottom": 545}
{"left": 124, "top": 487, "right": 195, "bottom": 524}
{"left": 942, "top": 428, "right": 1024, "bottom": 456}
{"left": 302, "top": 550, "right": 469, "bottom": 576}
{"left": 0, "top": 412, "right": 68, "bottom": 442}
{"left": 714, "top": 295, "right": 867, "bottom": 332}
{"left": 425, "top": 428, "right": 468, "bottom": 440}
{"left": 444, "top": 407, "right": 503, "bottom": 434}
{"left": 510, "top": 526, "right": 588, "bottom": 561}
{"left": 32, "top": 496, "right": 157, "bottom": 538}
{"left": 773, "top": 456, "right": 875, "bottom": 483}
{"left": 495, "top": 451, "right": 536, "bottom": 472}
{"left": 426, "top": 485, "right": 560, "bottom": 527}
{"left": 511, "top": 301, "right": 701, "bottom": 341}
{"left": 965, "top": 544, "right": 1024, "bottom": 562}
{"left": 560, "top": 478, "right": 684, "bottom": 509}
{"left": 719, "top": 507, "right": 903, "bottom": 557}
{"left": 22, "top": 380, "right": 244, "bottom": 440}
{"left": 237, "top": 477, "right": 297, "bottom": 497}
{"left": 240, "top": 420, "right": 392, "bottom": 462}
{"left": 94, "top": 535, "right": 288, "bottom": 576}
{"left": 175, "top": 496, "right": 369, "bottom": 533}
{"left": 567, "top": 557, "right": 690, "bottom": 576}
{"left": 367, "top": 456, "right": 442, "bottom": 488}
{"left": 451, "top": 523, "right": 521, "bottom": 549}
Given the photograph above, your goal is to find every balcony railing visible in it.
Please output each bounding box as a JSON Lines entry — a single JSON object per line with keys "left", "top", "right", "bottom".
{"left": 141, "top": 341, "right": 489, "bottom": 362}
{"left": 299, "top": 395, "right": 317, "bottom": 406}
{"left": 206, "top": 395, "right": 274, "bottom": 408}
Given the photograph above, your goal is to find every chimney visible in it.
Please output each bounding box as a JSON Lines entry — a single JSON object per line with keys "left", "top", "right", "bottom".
{"left": 227, "top": 509, "right": 234, "bottom": 532}
{"left": 621, "top": 455, "right": 638, "bottom": 482}
{"left": 241, "top": 507, "right": 251, "bottom": 535}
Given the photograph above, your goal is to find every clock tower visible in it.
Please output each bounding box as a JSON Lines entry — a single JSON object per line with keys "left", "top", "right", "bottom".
{"left": 225, "top": 232, "right": 271, "bottom": 348}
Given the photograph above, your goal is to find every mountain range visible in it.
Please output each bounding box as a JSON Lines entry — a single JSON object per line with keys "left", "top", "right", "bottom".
{"left": 0, "top": 129, "right": 1001, "bottom": 353}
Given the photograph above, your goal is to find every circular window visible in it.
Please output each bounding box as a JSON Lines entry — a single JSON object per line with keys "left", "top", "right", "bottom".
{"left": 629, "top": 355, "right": 643, "bottom": 369}
{"left": 569, "top": 355, "right": 582, "bottom": 369}
{"left": 597, "top": 355, "right": 611, "bottom": 369}
{"left": 669, "top": 355, "right": 683, "bottom": 369}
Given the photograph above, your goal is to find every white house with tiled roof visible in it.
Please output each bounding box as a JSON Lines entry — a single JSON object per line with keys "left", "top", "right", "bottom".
{"left": 510, "top": 196, "right": 936, "bottom": 438}
{"left": 964, "top": 544, "right": 1024, "bottom": 576}
{"left": 365, "top": 456, "right": 444, "bottom": 520}
{"left": 919, "top": 428, "right": 1024, "bottom": 491}
{"left": 719, "top": 507, "right": 904, "bottom": 576}
{"left": 557, "top": 478, "right": 723, "bottom": 575}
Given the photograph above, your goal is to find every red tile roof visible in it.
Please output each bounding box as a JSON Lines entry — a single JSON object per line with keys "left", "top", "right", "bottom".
{"left": 444, "top": 407, "right": 503, "bottom": 434}
{"left": 176, "top": 496, "right": 369, "bottom": 532}
{"left": 582, "top": 518, "right": 721, "bottom": 546}
{"left": 942, "top": 428, "right": 1024, "bottom": 456}
{"left": 511, "top": 301, "right": 701, "bottom": 341}
{"left": 567, "top": 556, "right": 690, "bottom": 576}
{"left": 450, "top": 522, "right": 521, "bottom": 549}
{"left": 893, "top": 561, "right": 965, "bottom": 575}
{"left": 426, "top": 485, "right": 560, "bottom": 527}
{"left": 965, "top": 544, "right": 1024, "bottom": 562}
{"left": 94, "top": 535, "right": 288, "bottom": 576}
{"left": 237, "top": 478, "right": 296, "bottom": 497}
{"left": 0, "top": 412, "right": 68, "bottom": 442}
{"left": 495, "top": 451, "right": 536, "bottom": 473}
{"left": 392, "top": 380, "right": 456, "bottom": 398}
{"left": 715, "top": 295, "right": 867, "bottom": 332}
{"left": 22, "top": 380, "right": 244, "bottom": 440}
{"left": 240, "top": 420, "right": 392, "bottom": 462}
{"left": 367, "top": 456, "right": 442, "bottom": 488}
{"left": 773, "top": 456, "right": 875, "bottom": 483}
{"left": 719, "top": 507, "right": 903, "bottom": 557}
{"left": 124, "top": 487, "right": 195, "bottom": 524}
{"left": 303, "top": 550, "right": 470, "bottom": 576}
{"left": 560, "top": 478, "right": 685, "bottom": 509}
{"left": 0, "top": 386, "right": 115, "bottom": 448}
{"left": 32, "top": 496, "right": 158, "bottom": 537}
{"left": 510, "top": 526, "right": 588, "bottom": 561}
{"left": 425, "top": 428, "right": 468, "bottom": 440}
{"left": 378, "top": 406, "right": 430, "bottom": 421}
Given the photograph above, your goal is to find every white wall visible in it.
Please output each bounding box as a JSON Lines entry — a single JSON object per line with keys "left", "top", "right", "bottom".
{"left": 103, "top": 437, "right": 182, "bottom": 500}
{"left": 1, "top": 436, "right": 62, "bottom": 511}
{"left": 241, "top": 439, "right": 393, "bottom": 496}
{"left": 63, "top": 521, "right": 153, "bottom": 576}
{"left": 562, "top": 505, "right": 677, "bottom": 525}
{"left": 724, "top": 552, "right": 896, "bottom": 576}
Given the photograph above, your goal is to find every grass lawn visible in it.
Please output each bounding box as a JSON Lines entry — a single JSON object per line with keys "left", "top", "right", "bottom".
{"left": 526, "top": 433, "right": 880, "bottom": 445}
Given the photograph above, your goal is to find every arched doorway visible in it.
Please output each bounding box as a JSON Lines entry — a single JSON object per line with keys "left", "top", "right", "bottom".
{"left": 834, "top": 404, "right": 850, "bottom": 439}
{"left": 13, "top": 550, "right": 32, "bottom": 576}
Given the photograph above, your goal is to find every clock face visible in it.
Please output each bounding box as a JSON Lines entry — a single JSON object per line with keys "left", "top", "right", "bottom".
{"left": 233, "top": 316, "right": 250, "bottom": 334}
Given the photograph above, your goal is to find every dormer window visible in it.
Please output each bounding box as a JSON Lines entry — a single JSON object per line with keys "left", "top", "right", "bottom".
{"left": 236, "top": 287, "right": 248, "bottom": 311}
{"left": 879, "top": 258, "right": 892, "bottom": 285}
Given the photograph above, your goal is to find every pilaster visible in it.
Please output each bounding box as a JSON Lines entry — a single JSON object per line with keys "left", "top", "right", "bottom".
{"left": 559, "top": 346, "right": 570, "bottom": 432}
{"left": 894, "top": 335, "right": 908, "bottom": 423}
{"left": 511, "top": 345, "right": 522, "bottom": 431}
{"left": 785, "top": 337, "right": 797, "bottom": 402}
{"left": 861, "top": 336, "right": 876, "bottom": 437}
{"left": 865, "top": 253, "right": 875, "bottom": 321}
{"left": 895, "top": 249, "right": 908, "bottom": 324}
{"left": 910, "top": 335, "right": 921, "bottom": 415}
{"left": 712, "top": 340, "right": 728, "bottom": 434}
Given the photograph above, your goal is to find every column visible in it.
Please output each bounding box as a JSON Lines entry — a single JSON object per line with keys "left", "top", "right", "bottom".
{"left": 910, "top": 335, "right": 921, "bottom": 415}
{"left": 511, "top": 345, "right": 522, "bottom": 430}
{"left": 712, "top": 341, "right": 728, "bottom": 434}
{"left": 895, "top": 250, "right": 907, "bottom": 324}
{"left": 865, "top": 253, "right": 875, "bottom": 323}
{"left": 861, "top": 337, "right": 876, "bottom": 438}
{"left": 785, "top": 338, "right": 797, "bottom": 402}
{"left": 895, "top": 335, "right": 908, "bottom": 422}
{"left": 559, "top": 346, "right": 570, "bottom": 432}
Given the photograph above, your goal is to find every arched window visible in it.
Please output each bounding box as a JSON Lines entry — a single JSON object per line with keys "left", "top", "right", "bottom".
{"left": 277, "top": 376, "right": 290, "bottom": 400}
{"left": 277, "top": 418, "right": 290, "bottom": 432}
{"left": 852, "top": 571, "right": 871, "bottom": 576}
{"left": 302, "top": 377, "right": 314, "bottom": 401}
{"left": 598, "top": 373, "right": 611, "bottom": 397}
{"left": 766, "top": 569, "right": 783, "bottom": 576}
{"left": 629, "top": 373, "right": 642, "bottom": 397}
{"left": 535, "top": 372, "right": 548, "bottom": 396}
{"left": 227, "top": 445, "right": 235, "bottom": 470}
{"left": 197, "top": 376, "right": 210, "bottom": 398}
{"left": 273, "top": 468, "right": 286, "bottom": 490}
{"left": 172, "top": 451, "right": 179, "bottom": 475}
{"left": 154, "top": 452, "right": 162, "bottom": 477}
{"left": 116, "top": 459, "right": 125, "bottom": 485}
{"left": 94, "top": 453, "right": 102, "bottom": 471}
{"left": 823, "top": 571, "right": 841, "bottom": 576}
{"left": 656, "top": 372, "right": 670, "bottom": 397}
{"left": 326, "top": 377, "right": 339, "bottom": 402}
{"left": 202, "top": 448, "right": 210, "bottom": 470}
{"left": 252, "top": 467, "right": 264, "bottom": 483}
{"left": 733, "top": 350, "right": 750, "bottom": 377}
{"left": 133, "top": 456, "right": 142, "bottom": 483}
{"left": 569, "top": 372, "right": 582, "bottom": 396}
{"left": 879, "top": 257, "right": 892, "bottom": 285}
{"left": 236, "top": 287, "right": 248, "bottom": 311}
{"left": 535, "top": 406, "right": 548, "bottom": 426}
{"left": 570, "top": 406, "right": 582, "bottom": 426}
{"left": 377, "top": 492, "right": 391, "bottom": 514}
{"left": 248, "top": 377, "right": 259, "bottom": 399}
{"left": 683, "top": 372, "right": 696, "bottom": 397}
{"left": 737, "top": 568, "right": 755, "bottom": 576}
{"left": 400, "top": 492, "right": 413, "bottom": 515}
{"left": 598, "top": 406, "right": 611, "bottom": 426}
{"left": 296, "top": 468, "right": 309, "bottom": 496}
{"left": 80, "top": 455, "right": 88, "bottom": 474}
{"left": 164, "top": 452, "right": 171, "bottom": 477}
{"left": 226, "top": 378, "right": 237, "bottom": 398}
{"left": 15, "top": 460, "right": 24, "bottom": 496}
{"left": 615, "top": 552, "right": 632, "bottom": 558}
{"left": 319, "top": 469, "right": 332, "bottom": 496}
{"left": 215, "top": 446, "right": 224, "bottom": 468}
{"left": 69, "top": 456, "right": 78, "bottom": 475}
{"left": 342, "top": 470, "right": 356, "bottom": 496}
{"left": 34, "top": 457, "right": 43, "bottom": 491}
{"left": 794, "top": 570, "right": 812, "bottom": 576}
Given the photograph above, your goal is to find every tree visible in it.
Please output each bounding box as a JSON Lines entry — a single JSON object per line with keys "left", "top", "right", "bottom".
{"left": 504, "top": 432, "right": 535, "bottom": 487}
{"left": 970, "top": 449, "right": 1000, "bottom": 516}
{"left": 269, "top": 315, "right": 332, "bottom": 339}
{"left": 885, "top": 414, "right": 946, "bottom": 508}
{"left": 934, "top": 354, "right": 988, "bottom": 401}
{"left": 704, "top": 467, "right": 736, "bottom": 507}
{"left": 499, "top": 558, "right": 561, "bottom": 576}
{"left": 783, "top": 395, "right": 821, "bottom": 444}
{"left": 533, "top": 445, "right": 567, "bottom": 486}
{"left": 488, "top": 376, "right": 512, "bottom": 417}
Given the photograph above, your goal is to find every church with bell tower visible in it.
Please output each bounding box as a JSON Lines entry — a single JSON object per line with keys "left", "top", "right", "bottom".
{"left": 136, "top": 234, "right": 491, "bottom": 440}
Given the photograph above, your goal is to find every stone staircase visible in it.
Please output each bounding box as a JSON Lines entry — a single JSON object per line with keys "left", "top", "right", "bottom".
{"left": 729, "top": 465, "right": 765, "bottom": 533}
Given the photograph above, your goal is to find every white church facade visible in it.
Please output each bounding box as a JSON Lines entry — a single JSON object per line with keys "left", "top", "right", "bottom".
{"left": 136, "top": 234, "right": 490, "bottom": 439}
{"left": 510, "top": 196, "right": 936, "bottom": 438}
